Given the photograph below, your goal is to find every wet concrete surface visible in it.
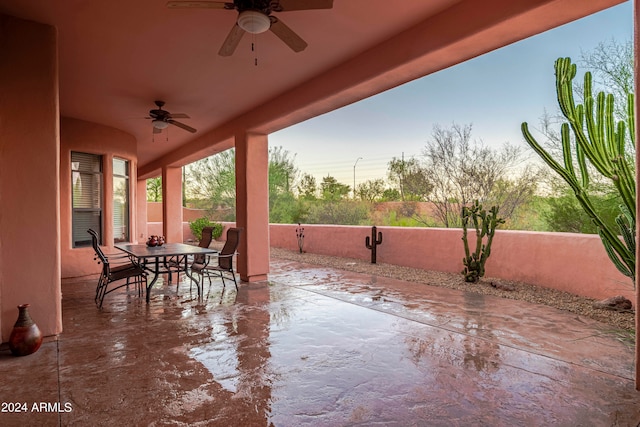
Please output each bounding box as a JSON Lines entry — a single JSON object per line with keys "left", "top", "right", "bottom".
{"left": 0, "top": 258, "right": 639, "bottom": 426}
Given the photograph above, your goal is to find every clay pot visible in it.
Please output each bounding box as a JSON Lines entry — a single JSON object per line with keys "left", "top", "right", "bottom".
{"left": 9, "top": 304, "right": 43, "bottom": 357}
{"left": 157, "top": 236, "right": 165, "bottom": 246}
{"left": 147, "top": 236, "right": 158, "bottom": 247}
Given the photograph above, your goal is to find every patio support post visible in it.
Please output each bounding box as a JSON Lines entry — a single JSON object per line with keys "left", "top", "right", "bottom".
{"left": 0, "top": 14, "right": 62, "bottom": 339}
{"left": 162, "top": 166, "right": 183, "bottom": 243}
{"left": 136, "top": 178, "right": 148, "bottom": 243}
{"left": 634, "top": 0, "right": 639, "bottom": 391}
{"left": 235, "top": 131, "right": 269, "bottom": 282}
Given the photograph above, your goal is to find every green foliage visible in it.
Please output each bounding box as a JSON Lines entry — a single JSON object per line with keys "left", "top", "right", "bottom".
{"left": 381, "top": 188, "right": 401, "bottom": 202}
{"left": 306, "top": 200, "right": 370, "bottom": 225}
{"left": 521, "top": 57, "right": 636, "bottom": 283}
{"left": 297, "top": 173, "right": 318, "bottom": 200}
{"left": 320, "top": 175, "right": 351, "bottom": 201}
{"left": 189, "top": 217, "right": 223, "bottom": 241}
{"left": 387, "top": 157, "right": 432, "bottom": 201}
{"left": 421, "top": 123, "right": 538, "bottom": 227}
{"left": 186, "top": 149, "right": 236, "bottom": 217}
{"left": 356, "top": 179, "right": 386, "bottom": 202}
{"left": 461, "top": 201, "right": 505, "bottom": 283}
{"left": 542, "top": 190, "right": 621, "bottom": 233}
{"left": 146, "top": 177, "right": 162, "bottom": 202}
{"left": 270, "top": 193, "right": 309, "bottom": 224}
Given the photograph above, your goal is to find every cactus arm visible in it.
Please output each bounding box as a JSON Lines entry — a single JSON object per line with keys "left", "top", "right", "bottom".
{"left": 627, "top": 93, "right": 635, "bottom": 146}
{"left": 365, "top": 236, "right": 371, "bottom": 249}
{"left": 522, "top": 57, "right": 635, "bottom": 285}
{"left": 522, "top": 122, "right": 631, "bottom": 264}
{"left": 599, "top": 228, "right": 635, "bottom": 280}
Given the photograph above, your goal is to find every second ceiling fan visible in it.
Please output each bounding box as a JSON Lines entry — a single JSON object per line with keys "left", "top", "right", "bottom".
{"left": 167, "top": 0, "right": 334, "bottom": 56}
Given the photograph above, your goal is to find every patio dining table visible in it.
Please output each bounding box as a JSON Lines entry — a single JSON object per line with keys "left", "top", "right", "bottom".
{"left": 115, "top": 242, "right": 218, "bottom": 303}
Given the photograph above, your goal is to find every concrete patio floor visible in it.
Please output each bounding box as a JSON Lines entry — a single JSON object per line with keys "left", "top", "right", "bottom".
{"left": 1, "top": 257, "right": 639, "bottom": 426}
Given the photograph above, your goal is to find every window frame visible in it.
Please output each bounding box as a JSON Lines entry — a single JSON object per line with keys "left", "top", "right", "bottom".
{"left": 71, "top": 151, "right": 103, "bottom": 248}
{"left": 112, "top": 157, "right": 130, "bottom": 243}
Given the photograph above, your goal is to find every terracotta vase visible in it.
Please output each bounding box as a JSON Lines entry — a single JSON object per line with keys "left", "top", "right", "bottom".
{"left": 9, "top": 304, "right": 43, "bottom": 357}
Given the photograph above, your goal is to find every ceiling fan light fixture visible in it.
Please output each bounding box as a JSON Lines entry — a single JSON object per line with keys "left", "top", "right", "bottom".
{"left": 237, "top": 10, "right": 271, "bottom": 34}
{"left": 152, "top": 119, "right": 169, "bottom": 130}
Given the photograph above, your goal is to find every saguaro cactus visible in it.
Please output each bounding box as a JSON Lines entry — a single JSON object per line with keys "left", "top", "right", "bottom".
{"left": 521, "top": 57, "right": 636, "bottom": 284}
{"left": 461, "top": 200, "right": 504, "bottom": 283}
{"left": 296, "top": 223, "right": 305, "bottom": 254}
{"left": 365, "top": 226, "right": 383, "bottom": 264}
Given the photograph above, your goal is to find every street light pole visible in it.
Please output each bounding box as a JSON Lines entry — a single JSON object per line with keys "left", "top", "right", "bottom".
{"left": 353, "top": 157, "right": 362, "bottom": 199}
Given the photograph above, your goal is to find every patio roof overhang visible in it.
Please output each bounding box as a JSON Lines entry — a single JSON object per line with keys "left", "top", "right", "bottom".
{"left": 0, "top": 0, "right": 625, "bottom": 176}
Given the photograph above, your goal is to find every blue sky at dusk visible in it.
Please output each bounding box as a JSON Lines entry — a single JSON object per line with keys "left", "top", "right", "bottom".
{"left": 270, "top": 2, "right": 633, "bottom": 188}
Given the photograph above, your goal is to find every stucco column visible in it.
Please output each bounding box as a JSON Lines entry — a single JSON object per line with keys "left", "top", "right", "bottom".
{"left": 0, "top": 14, "right": 61, "bottom": 339}
{"left": 634, "top": 0, "right": 639, "bottom": 391}
{"left": 235, "top": 132, "right": 270, "bottom": 282}
{"left": 162, "top": 166, "right": 183, "bottom": 243}
{"left": 136, "top": 178, "right": 148, "bottom": 243}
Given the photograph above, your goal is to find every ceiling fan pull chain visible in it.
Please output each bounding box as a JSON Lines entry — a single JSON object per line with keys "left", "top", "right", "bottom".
{"left": 252, "top": 34, "right": 258, "bottom": 66}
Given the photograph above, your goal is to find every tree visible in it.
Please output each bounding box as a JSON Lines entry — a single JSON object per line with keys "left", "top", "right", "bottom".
{"left": 185, "top": 146, "right": 301, "bottom": 222}
{"left": 320, "top": 175, "right": 351, "bottom": 201}
{"left": 269, "top": 146, "right": 297, "bottom": 196}
{"left": 356, "top": 179, "right": 385, "bottom": 202}
{"left": 297, "top": 173, "right": 318, "bottom": 200}
{"left": 421, "top": 123, "right": 539, "bottom": 227}
{"left": 146, "top": 177, "right": 162, "bottom": 202}
{"left": 381, "top": 188, "right": 401, "bottom": 202}
{"left": 268, "top": 147, "right": 300, "bottom": 223}
{"left": 387, "top": 157, "right": 432, "bottom": 201}
{"left": 580, "top": 38, "right": 633, "bottom": 121}
{"left": 186, "top": 149, "right": 236, "bottom": 218}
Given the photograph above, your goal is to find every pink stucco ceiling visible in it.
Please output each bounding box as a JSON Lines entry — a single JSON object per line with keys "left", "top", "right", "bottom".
{"left": 0, "top": 0, "right": 624, "bottom": 171}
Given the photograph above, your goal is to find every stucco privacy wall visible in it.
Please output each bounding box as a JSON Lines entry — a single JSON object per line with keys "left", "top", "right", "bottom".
{"left": 60, "top": 117, "right": 138, "bottom": 278}
{"left": 0, "top": 15, "right": 61, "bottom": 340}
{"left": 269, "top": 224, "right": 633, "bottom": 302}
{"left": 147, "top": 201, "right": 204, "bottom": 223}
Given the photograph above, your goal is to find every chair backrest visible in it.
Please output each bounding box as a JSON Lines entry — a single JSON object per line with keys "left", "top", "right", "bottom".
{"left": 218, "top": 227, "right": 242, "bottom": 271}
{"left": 88, "top": 229, "right": 110, "bottom": 275}
{"left": 193, "top": 226, "right": 215, "bottom": 264}
{"left": 199, "top": 227, "right": 214, "bottom": 248}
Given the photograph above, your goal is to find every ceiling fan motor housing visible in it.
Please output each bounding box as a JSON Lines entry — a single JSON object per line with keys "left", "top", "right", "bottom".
{"left": 238, "top": 10, "right": 271, "bottom": 34}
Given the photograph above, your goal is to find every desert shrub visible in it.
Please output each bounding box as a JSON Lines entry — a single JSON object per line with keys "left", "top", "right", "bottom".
{"left": 189, "top": 217, "right": 223, "bottom": 241}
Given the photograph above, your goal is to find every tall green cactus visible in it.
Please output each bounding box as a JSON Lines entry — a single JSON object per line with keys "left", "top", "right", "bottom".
{"left": 461, "top": 200, "right": 505, "bottom": 283}
{"left": 521, "top": 57, "right": 636, "bottom": 284}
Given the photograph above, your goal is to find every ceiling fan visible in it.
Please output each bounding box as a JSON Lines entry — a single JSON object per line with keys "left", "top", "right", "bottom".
{"left": 146, "top": 101, "right": 197, "bottom": 134}
{"left": 166, "top": 0, "right": 334, "bottom": 56}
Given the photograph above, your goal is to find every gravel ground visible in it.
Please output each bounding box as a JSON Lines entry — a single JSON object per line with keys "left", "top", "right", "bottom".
{"left": 270, "top": 247, "right": 635, "bottom": 335}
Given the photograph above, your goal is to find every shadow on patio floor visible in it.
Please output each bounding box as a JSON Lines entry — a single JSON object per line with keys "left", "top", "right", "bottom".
{"left": 0, "top": 257, "right": 639, "bottom": 426}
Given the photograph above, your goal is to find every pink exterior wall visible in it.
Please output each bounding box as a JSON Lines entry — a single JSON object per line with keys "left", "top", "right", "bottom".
{"left": 147, "top": 202, "right": 206, "bottom": 223}
{"left": 162, "top": 167, "right": 183, "bottom": 243}
{"left": 270, "top": 224, "right": 633, "bottom": 302}
{"left": 0, "top": 15, "right": 61, "bottom": 340}
{"left": 60, "top": 117, "right": 138, "bottom": 278}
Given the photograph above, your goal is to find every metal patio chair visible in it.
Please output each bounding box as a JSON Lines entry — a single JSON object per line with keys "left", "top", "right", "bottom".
{"left": 190, "top": 227, "right": 242, "bottom": 292}
{"left": 166, "top": 226, "right": 215, "bottom": 286}
{"left": 88, "top": 229, "right": 147, "bottom": 308}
